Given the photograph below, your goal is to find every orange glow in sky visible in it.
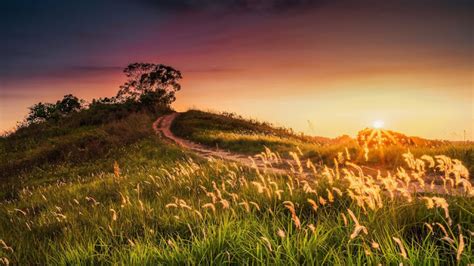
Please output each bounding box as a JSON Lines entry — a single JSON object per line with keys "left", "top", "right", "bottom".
{"left": 1, "top": 1, "right": 472, "bottom": 140}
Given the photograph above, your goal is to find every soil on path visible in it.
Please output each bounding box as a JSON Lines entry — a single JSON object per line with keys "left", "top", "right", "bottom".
{"left": 153, "top": 112, "right": 286, "bottom": 174}
{"left": 153, "top": 113, "right": 469, "bottom": 195}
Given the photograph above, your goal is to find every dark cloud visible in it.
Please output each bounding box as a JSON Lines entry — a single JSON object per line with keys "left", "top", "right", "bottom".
{"left": 139, "top": 0, "right": 328, "bottom": 13}
{"left": 138, "top": 0, "right": 474, "bottom": 14}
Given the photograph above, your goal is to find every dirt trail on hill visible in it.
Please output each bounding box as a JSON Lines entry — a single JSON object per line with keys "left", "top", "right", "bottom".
{"left": 153, "top": 113, "right": 468, "bottom": 195}
{"left": 153, "top": 112, "right": 286, "bottom": 174}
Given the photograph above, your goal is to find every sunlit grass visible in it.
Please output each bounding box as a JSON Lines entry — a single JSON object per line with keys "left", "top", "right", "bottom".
{"left": 0, "top": 138, "right": 473, "bottom": 264}
{"left": 0, "top": 109, "right": 473, "bottom": 264}
{"left": 172, "top": 110, "right": 474, "bottom": 175}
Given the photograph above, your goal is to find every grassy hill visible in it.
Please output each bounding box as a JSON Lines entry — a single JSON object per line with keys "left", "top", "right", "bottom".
{"left": 0, "top": 108, "right": 473, "bottom": 264}
{"left": 171, "top": 110, "right": 474, "bottom": 175}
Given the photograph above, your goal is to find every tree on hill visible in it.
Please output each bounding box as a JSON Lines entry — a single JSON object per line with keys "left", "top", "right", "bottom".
{"left": 116, "top": 63, "right": 182, "bottom": 106}
{"left": 55, "top": 94, "right": 82, "bottom": 114}
{"left": 26, "top": 102, "right": 56, "bottom": 124}
{"left": 26, "top": 94, "right": 83, "bottom": 125}
{"left": 88, "top": 97, "right": 117, "bottom": 109}
{"left": 22, "top": 63, "right": 182, "bottom": 127}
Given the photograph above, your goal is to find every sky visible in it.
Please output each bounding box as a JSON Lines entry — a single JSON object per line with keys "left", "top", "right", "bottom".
{"left": 1, "top": 0, "right": 473, "bottom": 140}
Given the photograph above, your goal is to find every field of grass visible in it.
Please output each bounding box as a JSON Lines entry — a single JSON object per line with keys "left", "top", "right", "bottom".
{"left": 0, "top": 108, "right": 473, "bottom": 264}
{"left": 172, "top": 110, "right": 474, "bottom": 175}
{"left": 0, "top": 103, "right": 171, "bottom": 180}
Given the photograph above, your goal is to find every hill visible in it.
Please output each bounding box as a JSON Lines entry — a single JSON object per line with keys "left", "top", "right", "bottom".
{"left": 0, "top": 107, "right": 473, "bottom": 264}
{"left": 171, "top": 110, "right": 474, "bottom": 174}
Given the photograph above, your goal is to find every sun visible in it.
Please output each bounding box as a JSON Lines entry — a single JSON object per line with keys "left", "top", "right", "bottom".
{"left": 372, "top": 120, "right": 385, "bottom": 129}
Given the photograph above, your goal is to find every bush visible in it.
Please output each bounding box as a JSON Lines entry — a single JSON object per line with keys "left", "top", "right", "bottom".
{"left": 26, "top": 94, "right": 83, "bottom": 125}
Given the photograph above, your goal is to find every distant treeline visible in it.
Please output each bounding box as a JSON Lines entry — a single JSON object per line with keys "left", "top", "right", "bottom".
{"left": 20, "top": 62, "right": 182, "bottom": 128}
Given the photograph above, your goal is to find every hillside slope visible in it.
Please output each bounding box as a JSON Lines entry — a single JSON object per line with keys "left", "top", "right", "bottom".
{"left": 171, "top": 110, "right": 474, "bottom": 175}
{"left": 0, "top": 108, "right": 473, "bottom": 264}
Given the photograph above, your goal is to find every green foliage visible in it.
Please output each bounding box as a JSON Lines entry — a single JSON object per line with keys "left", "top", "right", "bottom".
{"left": 117, "top": 63, "right": 182, "bottom": 107}
{"left": 25, "top": 102, "right": 55, "bottom": 124}
{"left": 26, "top": 94, "right": 83, "bottom": 125}
{"left": 23, "top": 61, "right": 184, "bottom": 128}
{"left": 55, "top": 94, "right": 83, "bottom": 114}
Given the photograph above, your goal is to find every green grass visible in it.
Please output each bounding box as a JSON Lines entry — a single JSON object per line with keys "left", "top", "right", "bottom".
{"left": 0, "top": 103, "right": 171, "bottom": 180}
{"left": 0, "top": 151, "right": 472, "bottom": 264}
{"left": 0, "top": 107, "right": 473, "bottom": 264}
{"left": 171, "top": 110, "right": 474, "bottom": 175}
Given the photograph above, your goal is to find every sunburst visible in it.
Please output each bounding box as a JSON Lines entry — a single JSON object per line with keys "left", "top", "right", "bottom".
{"left": 372, "top": 120, "right": 384, "bottom": 129}
{"left": 359, "top": 121, "right": 402, "bottom": 149}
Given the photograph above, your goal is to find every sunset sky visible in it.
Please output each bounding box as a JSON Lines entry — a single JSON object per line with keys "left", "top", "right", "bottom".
{"left": 1, "top": 0, "right": 472, "bottom": 140}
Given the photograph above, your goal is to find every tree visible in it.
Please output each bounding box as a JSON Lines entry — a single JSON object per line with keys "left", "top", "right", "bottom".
{"left": 26, "top": 102, "right": 55, "bottom": 124}
{"left": 25, "top": 94, "right": 83, "bottom": 125}
{"left": 55, "top": 94, "right": 82, "bottom": 114}
{"left": 117, "top": 63, "right": 182, "bottom": 106}
{"left": 91, "top": 97, "right": 115, "bottom": 106}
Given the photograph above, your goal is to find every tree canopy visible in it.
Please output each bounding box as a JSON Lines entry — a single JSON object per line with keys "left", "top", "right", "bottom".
{"left": 26, "top": 94, "right": 83, "bottom": 125}
{"left": 23, "top": 63, "right": 183, "bottom": 127}
{"left": 117, "top": 63, "right": 182, "bottom": 106}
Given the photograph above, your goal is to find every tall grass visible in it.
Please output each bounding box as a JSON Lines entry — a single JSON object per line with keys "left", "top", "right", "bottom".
{"left": 0, "top": 104, "right": 171, "bottom": 179}
{"left": 171, "top": 110, "right": 474, "bottom": 175}
{"left": 0, "top": 142, "right": 472, "bottom": 264}
{"left": 0, "top": 109, "right": 472, "bottom": 264}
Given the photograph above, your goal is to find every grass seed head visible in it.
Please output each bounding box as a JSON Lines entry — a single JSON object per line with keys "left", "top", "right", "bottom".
{"left": 392, "top": 237, "right": 408, "bottom": 259}
{"left": 277, "top": 229, "right": 286, "bottom": 238}
{"left": 456, "top": 233, "right": 465, "bottom": 261}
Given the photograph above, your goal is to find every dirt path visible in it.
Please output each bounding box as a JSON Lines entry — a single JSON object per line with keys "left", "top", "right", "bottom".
{"left": 153, "top": 113, "right": 469, "bottom": 195}
{"left": 153, "top": 112, "right": 286, "bottom": 174}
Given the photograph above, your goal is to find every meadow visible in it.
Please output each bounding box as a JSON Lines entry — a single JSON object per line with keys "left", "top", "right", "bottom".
{"left": 0, "top": 108, "right": 473, "bottom": 265}
{"left": 172, "top": 110, "right": 474, "bottom": 175}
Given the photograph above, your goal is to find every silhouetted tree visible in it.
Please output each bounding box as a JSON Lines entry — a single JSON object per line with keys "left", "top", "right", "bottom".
{"left": 26, "top": 102, "right": 55, "bottom": 124}
{"left": 26, "top": 94, "right": 83, "bottom": 124}
{"left": 55, "top": 94, "right": 83, "bottom": 114}
{"left": 91, "top": 97, "right": 115, "bottom": 106}
{"left": 117, "top": 63, "right": 182, "bottom": 106}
